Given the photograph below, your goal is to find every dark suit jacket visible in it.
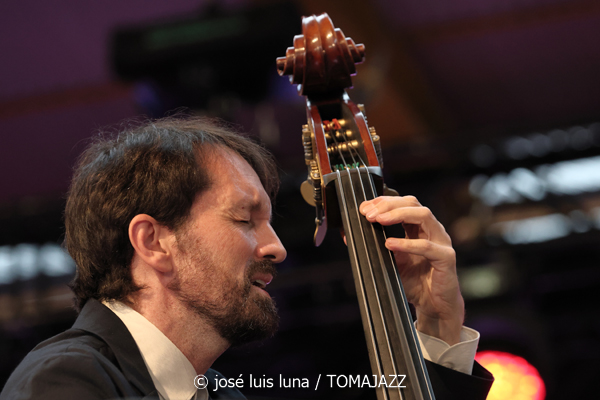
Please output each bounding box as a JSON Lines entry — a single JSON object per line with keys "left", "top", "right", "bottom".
{"left": 0, "top": 299, "right": 243, "bottom": 399}
{"left": 1, "top": 299, "right": 492, "bottom": 400}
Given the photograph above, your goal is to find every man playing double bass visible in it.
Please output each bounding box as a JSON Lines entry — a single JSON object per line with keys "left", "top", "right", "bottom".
{"left": 0, "top": 117, "right": 493, "bottom": 399}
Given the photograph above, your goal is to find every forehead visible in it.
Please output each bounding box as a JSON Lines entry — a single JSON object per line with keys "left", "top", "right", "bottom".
{"left": 201, "top": 147, "right": 271, "bottom": 211}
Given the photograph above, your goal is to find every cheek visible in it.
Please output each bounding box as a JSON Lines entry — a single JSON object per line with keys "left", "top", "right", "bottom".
{"left": 216, "top": 228, "right": 258, "bottom": 261}
{"left": 182, "top": 226, "right": 258, "bottom": 288}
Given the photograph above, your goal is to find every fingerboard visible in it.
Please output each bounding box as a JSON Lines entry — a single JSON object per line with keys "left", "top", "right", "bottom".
{"left": 331, "top": 167, "right": 435, "bottom": 400}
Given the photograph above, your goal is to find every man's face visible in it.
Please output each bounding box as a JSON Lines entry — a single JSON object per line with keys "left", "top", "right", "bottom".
{"left": 170, "top": 147, "right": 287, "bottom": 345}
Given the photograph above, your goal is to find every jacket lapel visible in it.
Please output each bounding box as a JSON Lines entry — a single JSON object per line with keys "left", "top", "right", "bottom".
{"left": 73, "top": 299, "right": 158, "bottom": 397}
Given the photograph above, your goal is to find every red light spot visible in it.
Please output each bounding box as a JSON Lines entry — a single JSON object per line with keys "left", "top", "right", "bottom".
{"left": 475, "top": 350, "right": 546, "bottom": 400}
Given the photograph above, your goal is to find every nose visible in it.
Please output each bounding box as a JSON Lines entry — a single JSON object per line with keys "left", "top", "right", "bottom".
{"left": 256, "top": 223, "right": 287, "bottom": 263}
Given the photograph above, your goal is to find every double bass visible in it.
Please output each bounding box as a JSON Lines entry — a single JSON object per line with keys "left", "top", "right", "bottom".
{"left": 277, "top": 13, "right": 435, "bottom": 400}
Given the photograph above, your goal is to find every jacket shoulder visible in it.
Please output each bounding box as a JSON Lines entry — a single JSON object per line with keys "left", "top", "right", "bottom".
{"left": 1, "top": 328, "right": 144, "bottom": 400}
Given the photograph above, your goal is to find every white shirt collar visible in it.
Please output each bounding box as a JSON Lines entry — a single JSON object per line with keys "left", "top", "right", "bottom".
{"left": 104, "top": 300, "right": 207, "bottom": 400}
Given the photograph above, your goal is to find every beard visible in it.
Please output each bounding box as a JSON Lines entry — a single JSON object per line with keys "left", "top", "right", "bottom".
{"left": 169, "top": 245, "right": 280, "bottom": 346}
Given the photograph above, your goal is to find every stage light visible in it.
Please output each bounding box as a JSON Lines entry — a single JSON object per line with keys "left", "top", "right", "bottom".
{"left": 470, "top": 155, "right": 600, "bottom": 206}
{"left": 0, "top": 243, "right": 75, "bottom": 285}
{"left": 493, "top": 213, "right": 571, "bottom": 245}
{"left": 475, "top": 350, "right": 545, "bottom": 400}
{"left": 459, "top": 264, "right": 505, "bottom": 299}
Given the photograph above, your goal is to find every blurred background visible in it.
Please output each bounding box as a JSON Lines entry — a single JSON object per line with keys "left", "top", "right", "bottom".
{"left": 1, "top": 0, "right": 599, "bottom": 398}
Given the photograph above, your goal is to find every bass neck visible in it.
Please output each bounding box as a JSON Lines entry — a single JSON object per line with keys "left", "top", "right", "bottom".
{"left": 329, "top": 167, "right": 435, "bottom": 400}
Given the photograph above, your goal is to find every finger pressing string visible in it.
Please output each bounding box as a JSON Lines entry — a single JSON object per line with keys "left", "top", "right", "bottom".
{"left": 366, "top": 206, "right": 436, "bottom": 225}
{"left": 359, "top": 195, "right": 421, "bottom": 215}
{"left": 385, "top": 238, "right": 456, "bottom": 264}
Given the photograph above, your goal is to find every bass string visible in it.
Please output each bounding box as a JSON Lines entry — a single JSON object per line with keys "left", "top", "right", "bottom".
{"left": 334, "top": 169, "right": 391, "bottom": 400}
{"left": 334, "top": 125, "right": 434, "bottom": 399}
{"left": 328, "top": 130, "right": 395, "bottom": 399}
{"left": 333, "top": 124, "right": 409, "bottom": 322}
{"left": 333, "top": 123, "right": 435, "bottom": 398}
{"left": 330, "top": 125, "right": 404, "bottom": 387}
{"left": 333, "top": 127, "right": 397, "bottom": 289}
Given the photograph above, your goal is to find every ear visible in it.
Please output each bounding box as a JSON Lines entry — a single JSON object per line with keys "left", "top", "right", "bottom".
{"left": 129, "top": 214, "right": 174, "bottom": 273}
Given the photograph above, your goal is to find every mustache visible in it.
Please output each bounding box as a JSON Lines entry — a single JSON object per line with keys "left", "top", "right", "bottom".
{"left": 246, "top": 259, "right": 277, "bottom": 280}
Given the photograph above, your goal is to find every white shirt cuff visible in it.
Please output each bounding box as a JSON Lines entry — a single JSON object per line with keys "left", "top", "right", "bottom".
{"left": 416, "top": 325, "right": 480, "bottom": 375}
